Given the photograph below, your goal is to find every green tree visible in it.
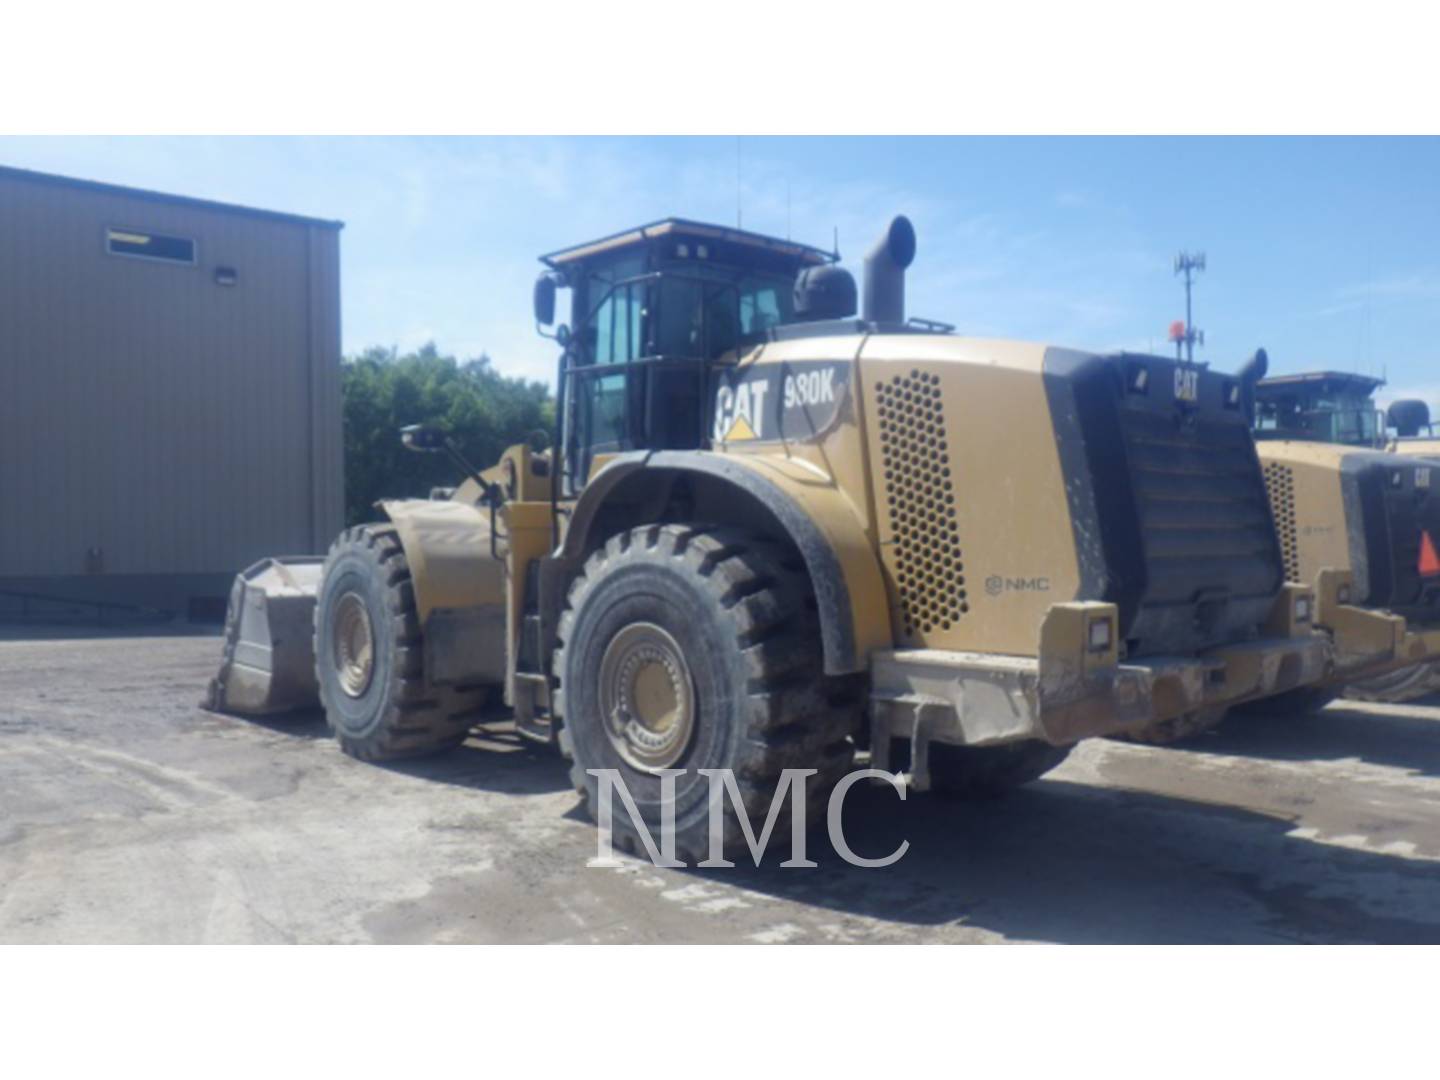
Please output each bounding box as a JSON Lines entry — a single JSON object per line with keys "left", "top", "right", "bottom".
{"left": 342, "top": 343, "right": 553, "bottom": 524}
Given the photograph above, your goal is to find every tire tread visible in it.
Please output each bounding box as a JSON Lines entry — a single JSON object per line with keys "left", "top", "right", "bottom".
{"left": 555, "top": 524, "right": 861, "bottom": 861}
{"left": 316, "top": 524, "right": 485, "bottom": 762}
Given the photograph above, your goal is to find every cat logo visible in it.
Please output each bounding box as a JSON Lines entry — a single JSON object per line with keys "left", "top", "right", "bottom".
{"left": 723, "top": 414, "right": 758, "bottom": 441}
{"left": 1174, "top": 366, "right": 1200, "bottom": 403}
{"left": 713, "top": 360, "right": 851, "bottom": 444}
{"left": 713, "top": 380, "right": 769, "bottom": 441}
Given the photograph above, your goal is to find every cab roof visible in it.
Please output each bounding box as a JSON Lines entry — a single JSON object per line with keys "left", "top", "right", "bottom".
{"left": 539, "top": 217, "right": 836, "bottom": 270}
{"left": 1256, "top": 370, "right": 1386, "bottom": 397}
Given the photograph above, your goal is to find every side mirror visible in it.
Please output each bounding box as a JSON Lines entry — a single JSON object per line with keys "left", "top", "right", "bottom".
{"left": 400, "top": 423, "right": 448, "bottom": 453}
{"left": 533, "top": 274, "right": 557, "bottom": 326}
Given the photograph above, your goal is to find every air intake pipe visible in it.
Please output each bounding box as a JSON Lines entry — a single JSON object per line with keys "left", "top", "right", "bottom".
{"left": 1389, "top": 399, "right": 1431, "bottom": 438}
{"left": 862, "top": 215, "right": 917, "bottom": 325}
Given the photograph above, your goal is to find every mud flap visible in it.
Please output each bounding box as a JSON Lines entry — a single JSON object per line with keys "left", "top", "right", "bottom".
{"left": 205, "top": 557, "right": 325, "bottom": 715}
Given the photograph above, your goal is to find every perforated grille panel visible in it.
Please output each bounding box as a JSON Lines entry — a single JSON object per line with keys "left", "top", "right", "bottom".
{"left": 875, "top": 371, "right": 967, "bottom": 637}
{"left": 1263, "top": 462, "right": 1300, "bottom": 583}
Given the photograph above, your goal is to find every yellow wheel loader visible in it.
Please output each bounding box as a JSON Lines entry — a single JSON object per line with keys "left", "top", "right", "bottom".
{"left": 1379, "top": 396, "right": 1440, "bottom": 698}
{"left": 1248, "top": 372, "right": 1440, "bottom": 707}
{"left": 210, "top": 215, "right": 1332, "bottom": 859}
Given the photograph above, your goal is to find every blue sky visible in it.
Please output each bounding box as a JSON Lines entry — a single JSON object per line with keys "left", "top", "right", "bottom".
{"left": 4, "top": 136, "right": 1438, "bottom": 399}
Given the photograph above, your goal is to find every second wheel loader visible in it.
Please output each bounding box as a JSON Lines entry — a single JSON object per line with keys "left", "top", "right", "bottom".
{"left": 1248, "top": 370, "right": 1440, "bottom": 706}
{"left": 211, "top": 214, "right": 1335, "bottom": 860}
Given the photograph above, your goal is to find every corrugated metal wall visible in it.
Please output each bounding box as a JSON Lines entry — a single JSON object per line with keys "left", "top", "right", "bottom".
{"left": 0, "top": 169, "right": 343, "bottom": 591}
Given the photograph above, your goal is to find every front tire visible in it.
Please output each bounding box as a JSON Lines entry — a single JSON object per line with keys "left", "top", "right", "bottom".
{"left": 555, "top": 525, "right": 861, "bottom": 864}
{"left": 314, "top": 525, "right": 485, "bottom": 761}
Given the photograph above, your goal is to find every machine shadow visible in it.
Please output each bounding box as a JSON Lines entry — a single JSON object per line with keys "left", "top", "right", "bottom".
{"left": 219, "top": 707, "right": 334, "bottom": 742}
{"left": 1204, "top": 702, "right": 1440, "bottom": 778}
{"left": 226, "top": 709, "right": 1440, "bottom": 942}
{"left": 211, "top": 711, "right": 574, "bottom": 794}
{"left": 684, "top": 778, "right": 1440, "bottom": 944}
{"left": 376, "top": 727, "right": 574, "bottom": 797}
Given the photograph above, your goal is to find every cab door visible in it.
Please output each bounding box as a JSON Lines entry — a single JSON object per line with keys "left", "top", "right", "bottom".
{"left": 563, "top": 269, "right": 737, "bottom": 495}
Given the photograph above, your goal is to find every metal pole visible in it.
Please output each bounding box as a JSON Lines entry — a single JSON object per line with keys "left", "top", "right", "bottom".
{"left": 1184, "top": 264, "right": 1193, "bottom": 364}
{"left": 1174, "top": 252, "right": 1205, "bottom": 365}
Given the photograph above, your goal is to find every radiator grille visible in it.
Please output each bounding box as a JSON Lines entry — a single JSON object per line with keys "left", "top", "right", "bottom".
{"left": 1262, "top": 461, "right": 1300, "bottom": 583}
{"left": 1360, "top": 461, "right": 1440, "bottom": 614}
{"left": 1116, "top": 408, "right": 1283, "bottom": 648}
{"left": 876, "top": 371, "right": 966, "bottom": 637}
{"left": 1047, "top": 351, "right": 1285, "bottom": 656}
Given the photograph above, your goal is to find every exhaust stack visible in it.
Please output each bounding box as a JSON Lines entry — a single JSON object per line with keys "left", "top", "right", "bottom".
{"left": 862, "top": 215, "right": 917, "bottom": 325}
{"left": 1236, "top": 347, "right": 1269, "bottom": 425}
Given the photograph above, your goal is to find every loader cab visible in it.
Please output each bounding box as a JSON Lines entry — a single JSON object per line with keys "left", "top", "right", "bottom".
{"left": 535, "top": 219, "right": 836, "bottom": 495}
{"left": 1253, "top": 371, "right": 1387, "bottom": 447}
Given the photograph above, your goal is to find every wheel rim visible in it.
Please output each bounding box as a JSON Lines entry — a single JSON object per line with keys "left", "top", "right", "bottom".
{"left": 332, "top": 591, "right": 375, "bottom": 698}
{"left": 598, "top": 622, "right": 696, "bottom": 773}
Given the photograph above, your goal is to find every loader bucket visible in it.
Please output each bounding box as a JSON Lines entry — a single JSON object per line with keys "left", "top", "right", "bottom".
{"left": 205, "top": 557, "right": 325, "bottom": 716}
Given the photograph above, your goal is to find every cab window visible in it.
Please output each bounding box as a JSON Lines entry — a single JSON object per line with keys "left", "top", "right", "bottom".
{"left": 591, "top": 279, "right": 644, "bottom": 365}
{"left": 654, "top": 277, "right": 747, "bottom": 360}
{"left": 739, "top": 282, "right": 788, "bottom": 334}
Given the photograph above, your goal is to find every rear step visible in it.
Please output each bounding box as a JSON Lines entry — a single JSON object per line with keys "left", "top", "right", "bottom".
{"left": 205, "top": 557, "right": 325, "bottom": 715}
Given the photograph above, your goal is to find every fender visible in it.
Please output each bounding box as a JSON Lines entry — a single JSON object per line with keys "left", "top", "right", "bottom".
{"left": 378, "top": 497, "right": 508, "bottom": 686}
{"left": 379, "top": 497, "right": 506, "bottom": 620}
{"left": 561, "top": 450, "right": 891, "bottom": 674}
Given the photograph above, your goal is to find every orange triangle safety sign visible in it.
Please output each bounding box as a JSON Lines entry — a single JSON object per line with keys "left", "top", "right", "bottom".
{"left": 1420, "top": 531, "right": 1440, "bottom": 578}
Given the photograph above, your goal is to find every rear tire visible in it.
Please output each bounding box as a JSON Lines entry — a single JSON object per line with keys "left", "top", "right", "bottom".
{"left": 924, "top": 740, "right": 1071, "bottom": 799}
{"left": 555, "top": 525, "right": 861, "bottom": 864}
{"left": 314, "top": 525, "right": 485, "bottom": 761}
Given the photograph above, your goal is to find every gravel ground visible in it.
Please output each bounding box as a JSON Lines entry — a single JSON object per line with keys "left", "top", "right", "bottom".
{"left": 2, "top": 630, "right": 1439, "bottom": 943}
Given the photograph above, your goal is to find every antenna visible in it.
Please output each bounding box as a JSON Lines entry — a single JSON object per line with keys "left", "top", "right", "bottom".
{"left": 833, "top": 226, "right": 839, "bottom": 261}
{"left": 1173, "top": 251, "right": 1206, "bottom": 364}
{"left": 786, "top": 177, "right": 791, "bottom": 240}
{"left": 736, "top": 136, "right": 742, "bottom": 229}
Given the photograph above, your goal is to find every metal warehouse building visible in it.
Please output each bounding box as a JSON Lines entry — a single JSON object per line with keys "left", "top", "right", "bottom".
{"left": 0, "top": 165, "right": 344, "bottom": 621}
